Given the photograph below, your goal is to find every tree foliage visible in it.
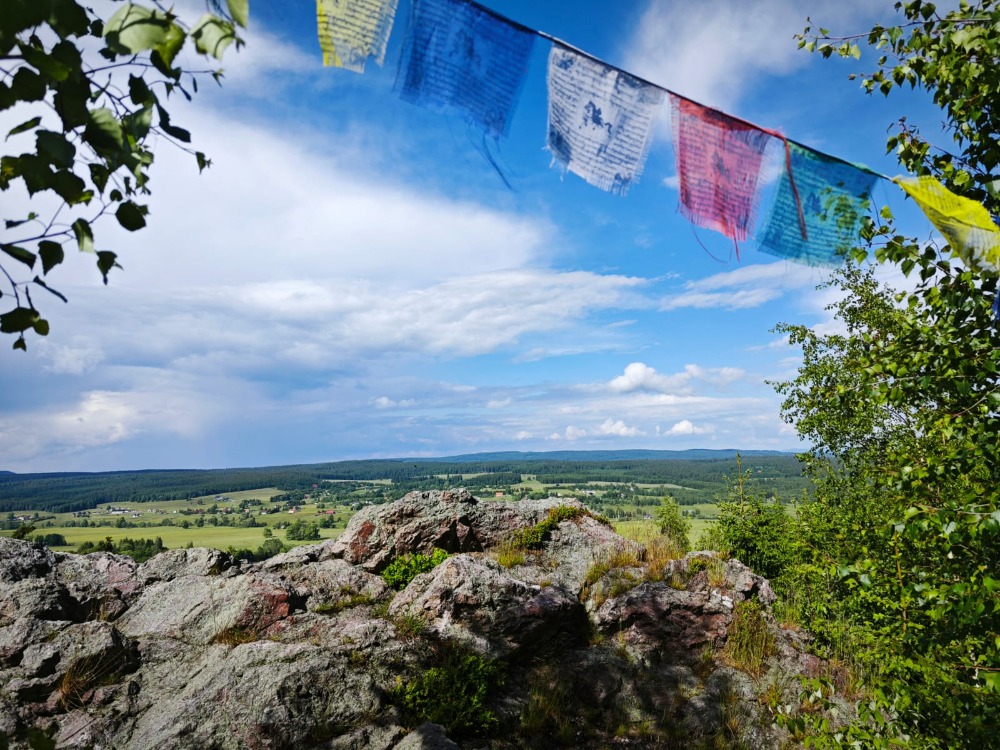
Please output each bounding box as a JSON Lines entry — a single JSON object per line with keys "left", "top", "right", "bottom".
{"left": 700, "top": 458, "right": 792, "bottom": 582}
{"left": 777, "top": 2, "right": 1000, "bottom": 745}
{"left": 0, "top": 0, "right": 246, "bottom": 349}
{"left": 284, "top": 518, "right": 321, "bottom": 541}
{"left": 655, "top": 494, "right": 691, "bottom": 553}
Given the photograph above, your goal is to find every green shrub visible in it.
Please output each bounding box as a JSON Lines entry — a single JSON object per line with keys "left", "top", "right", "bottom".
{"left": 391, "top": 642, "right": 504, "bottom": 737}
{"left": 381, "top": 548, "right": 449, "bottom": 590}
{"left": 688, "top": 556, "right": 709, "bottom": 575}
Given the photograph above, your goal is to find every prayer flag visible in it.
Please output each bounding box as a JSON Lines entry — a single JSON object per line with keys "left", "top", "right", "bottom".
{"left": 895, "top": 175, "right": 1000, "bottom": 273}
{"left": 316, "top": 0, "right": 398, "bottom": 73}
{"left": 546, "top": 44, "right": 665, "bottom": 196}
{"left": 670, "top": 95, "right": 772, "bottom": 242}
{"left": 396, "top": 0, "right": 535, "bottom": 140}
{"left": 759, "top": 144, "right": 877, "bottom": 266}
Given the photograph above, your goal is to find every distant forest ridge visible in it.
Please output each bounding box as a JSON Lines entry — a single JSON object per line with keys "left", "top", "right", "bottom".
{"left": 408, "top": 449, "right": 794, "bottom": 462}
{"left": 0, "top": 450, "right": 805, "bottom": 514}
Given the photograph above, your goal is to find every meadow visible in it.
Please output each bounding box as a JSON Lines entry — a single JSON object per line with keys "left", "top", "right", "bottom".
{"left": 6, "top": 487, "right": 351, "bottom": 554}
{"left": 3, "top": 479, "right": 722, "bottom": 554}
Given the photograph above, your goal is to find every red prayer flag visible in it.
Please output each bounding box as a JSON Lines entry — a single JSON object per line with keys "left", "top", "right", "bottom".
{"left": 670, "top": 95, "right": 774, "bottom": 243}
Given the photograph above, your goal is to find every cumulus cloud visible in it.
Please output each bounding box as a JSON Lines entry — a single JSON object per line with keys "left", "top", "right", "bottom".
{"left": 599, "top": 418, "right": 645, "bottom": 437}
{"left": 665, "top": 419, "right": 711, "bottom": 436}
{"left": 608, "top": 362, "right": 745, "bottom": 395}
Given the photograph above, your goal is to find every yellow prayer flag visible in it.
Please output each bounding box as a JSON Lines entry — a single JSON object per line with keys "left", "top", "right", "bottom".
{"left": 895, "top": 175, "right": 1000, "bottom": 273}
{"left": 316, "top": 0, "right": 398, "bottom": 73}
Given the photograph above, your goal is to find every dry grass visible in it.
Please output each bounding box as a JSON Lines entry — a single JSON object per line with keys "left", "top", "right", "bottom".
{"left": 643, "top": 536, "right": 685, "bottom": 580}
{"left": 392, "top": 613, "right": 426, "bottom": 641}
{"left": 493, "top": 536, "right": 527, "bottom": 568}
{"left": 722, "top": 599, "right": 774, "bottom": 677}
{"left": 212, "top": 626, "right": 259, "bottom": 647}
{"left": 581, "top": 542, "right": 644, "bottom": 604}
{"left": 58, "top": 652, "right": 129, "bottom": 710}
{"left": 518, "top": 664, "right": 576, "bottom": 745}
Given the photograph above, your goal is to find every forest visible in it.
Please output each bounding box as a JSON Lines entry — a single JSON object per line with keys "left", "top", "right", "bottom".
{"left": 0, "top": 451, "right": 807, "bottom": 514}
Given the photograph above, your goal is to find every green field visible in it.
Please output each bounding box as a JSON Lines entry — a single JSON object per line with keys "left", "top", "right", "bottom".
{"left": 613, "top": 517, "right": 713, "bottom": 549}
{"left": 36, "top": 524, "right": 338, "bottom": 552}
{"left": 3, "top": 488, "right": 354, "bottom": 555}
{"left": 4, "top": 481, "right": 728, "bottom": 556}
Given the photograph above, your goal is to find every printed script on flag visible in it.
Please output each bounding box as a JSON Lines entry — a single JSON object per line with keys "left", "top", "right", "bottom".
{"left": 396, "top": 0, "right": 535, "bottom": 139}
{"left": 670, "top": 95, "right": 772, "bottom": 241}
{"left": 316, "top": 0, "right": 399, "bottom": 72}
{"left": 547, "top": 44, "right": 664, "bottom": 196}
{"left": 759, "top": 143, "right": 877, "bottom": 266}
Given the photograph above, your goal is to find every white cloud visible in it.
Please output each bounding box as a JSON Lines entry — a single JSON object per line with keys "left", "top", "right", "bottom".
{"left": 101, "top": 109, "right": 554, "bottom": 291}
{"left": 371, "top": 396, "right": 415, "bottom": 409}
{"left": 59, "top": 269, "right": 646, "bottom": 373}
{"left": 37, "top": 340, "right": 105, "bottom": 375}
{"left": 609, "top": 362, "right": 689, "bottom": 393}
{"left": 661, "top": 288, "right": 783, "bottom": 311}
{"left": 0, "top": 372, "right": 236, "bottom": 466}
{"left": 599, "top": 418, "right": 645, "bottom": 437}
{"left": 608, "top": 362, "right": 746, "bottom": 395}
{"left": 661, "top": 261, "right": 828, "bottom": 311}
{"left": 665, "top": 419, "right": 711, "bottom": 436}
{"left": 565, "top": 425, "right": 587, "bottom": 441}
{"left": 622, "top": 0, "right": 873, "bottom": 111}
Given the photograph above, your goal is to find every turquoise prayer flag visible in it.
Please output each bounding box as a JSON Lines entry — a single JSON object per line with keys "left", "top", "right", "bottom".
{"left": 759, "top": 143, "right": 877, "bottom": 266}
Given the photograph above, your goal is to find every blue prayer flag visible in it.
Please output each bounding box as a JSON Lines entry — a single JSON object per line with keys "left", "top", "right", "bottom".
{"left": 396, "top": 0, "right": 535, "bottom": 140}
{"left": 759, "top": 143, "right": 877, "bottom": 266}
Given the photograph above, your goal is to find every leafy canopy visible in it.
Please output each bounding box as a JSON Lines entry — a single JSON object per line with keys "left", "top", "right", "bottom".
{"left": 775, "top": 2, "right": 1000, "bottom": 745}
{"left": 0, "top": 0, "right": 247, "bottom": 349}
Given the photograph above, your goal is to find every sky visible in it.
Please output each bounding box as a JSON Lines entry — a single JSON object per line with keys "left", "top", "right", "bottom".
{"left": 0, "top": 0, "right": 946, "bottom": 472}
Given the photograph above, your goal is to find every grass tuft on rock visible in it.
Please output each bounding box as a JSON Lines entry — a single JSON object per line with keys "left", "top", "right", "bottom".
{"left": 723, "top": 598, "right": 774, "bottom": 677}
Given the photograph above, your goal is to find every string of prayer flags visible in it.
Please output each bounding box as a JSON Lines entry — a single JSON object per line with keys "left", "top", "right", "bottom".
{"left": 670, "top": 95, "right": 774, "bottom": 245}
{"left": 546, "top": 44, "right": 665, "bottom": 196}
{"left": 758, "top": 143, "right": 878, "bottom": 266}
{"left": 895, "top": 175, "right": 1000, "bottom": 273}
{"left": 316, "top": 0, "right": 399, "bottom": 72}
{"left": 314, "top": 0, "right": 1000, "bottom": 277}
{"left": 396, "top": 0, "right": 535, "bottom": 140}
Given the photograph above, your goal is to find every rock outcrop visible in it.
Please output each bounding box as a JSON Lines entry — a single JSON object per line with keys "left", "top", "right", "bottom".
{"left": 0, "top": 491, "right": 832, "bottom": 749}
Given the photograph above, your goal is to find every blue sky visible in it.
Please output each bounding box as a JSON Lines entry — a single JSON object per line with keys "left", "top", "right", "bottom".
{"left": 0, "top": 0, "right": 944, "bottom": 472}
